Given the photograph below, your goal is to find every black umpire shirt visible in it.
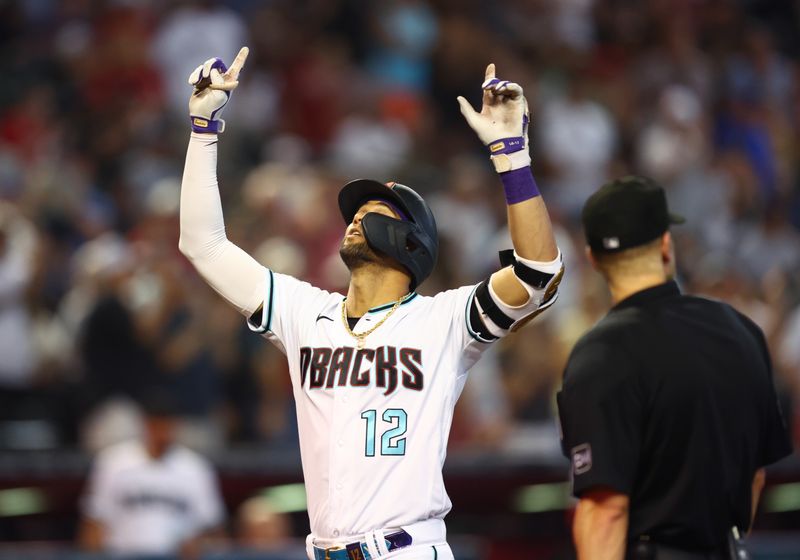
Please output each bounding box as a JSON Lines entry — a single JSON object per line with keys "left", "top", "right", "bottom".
{"left": 557, "top": 281, "right": 792, "bottom": 552}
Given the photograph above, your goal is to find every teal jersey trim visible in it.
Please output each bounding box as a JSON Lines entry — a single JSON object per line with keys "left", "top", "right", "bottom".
{"left": 250, "top": 268, "right": 275, "bottom": 334}
{"left": 265, "top": 269, "right": 274, "bottom": 331}
{"left": 464, "top": 285, "right": 492, "bottom": 344}
{"left": 366, "top": 292, "right": 418, "bottom": 313}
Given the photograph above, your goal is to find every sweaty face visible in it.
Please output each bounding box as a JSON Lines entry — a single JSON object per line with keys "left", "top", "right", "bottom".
{"left": 339, "top": 200, "right": 400, "bottom": 270}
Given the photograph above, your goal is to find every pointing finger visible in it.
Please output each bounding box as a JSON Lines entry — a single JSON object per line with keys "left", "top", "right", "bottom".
{"left": 226, "top": 46, "right": 249, "bottom": 80}
{"left": 484, "top": 63, "right": 495, "bottom": 82}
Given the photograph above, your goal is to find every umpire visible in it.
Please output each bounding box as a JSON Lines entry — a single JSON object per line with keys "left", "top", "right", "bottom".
{"left": 557, "top": 176, "right": 793, "bottom": 560}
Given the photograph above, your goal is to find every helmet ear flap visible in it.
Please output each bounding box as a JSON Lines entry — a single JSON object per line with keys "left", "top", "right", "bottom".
{"left": 403, "top": 229, "right": 433, "bottom": 263}
{"left": 361, "top": 213, "right": 434, "bottom": 291}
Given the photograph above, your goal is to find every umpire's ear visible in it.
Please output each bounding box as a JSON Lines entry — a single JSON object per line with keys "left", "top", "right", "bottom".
{"left": 660, "top": 232, "right": 676, "bottom": 276}
{"left": 585, "top": 246, "right": 600, "bottom": 273}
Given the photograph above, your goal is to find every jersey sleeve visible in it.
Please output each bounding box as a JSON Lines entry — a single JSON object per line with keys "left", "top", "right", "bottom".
{"left": 753, "top": 325, "right": 794, "bottom": 466}
{"left": 436, "top": 284, "right": 498, "bottom": 347}
{"left": 424, "top": 285, "right": 507, "bottom": 376}
{"left": 557, "top": 338, "right": 643, "bottom": 497}
{"left": 761, "top": 391, "right": 793, "bottom": 467}
{"left": 733, "top": 310, "right": 794, "bottom": 466}
{"left": 188, "top": 455, "right": 225, "bottom": 531}
{"left": 82, "top": 451, "right": 117, "bottom": 523}
{"left": 246, "top": 269, "right": 335, "bottom": 354}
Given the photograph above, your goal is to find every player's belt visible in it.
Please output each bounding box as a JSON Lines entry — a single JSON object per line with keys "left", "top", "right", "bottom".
{"left": 313, "top": 529, "right": 412, "bottom": 560}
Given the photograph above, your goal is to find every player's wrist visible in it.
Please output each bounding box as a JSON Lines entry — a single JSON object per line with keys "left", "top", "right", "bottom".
{"left": 190, "top": 116, "right": 225, "bottom": 134}
{"left": 488, "top": 136, "right": 525, "bottom": 154}
{"left": 190, "top": 131, "right": 219, "bottom": 141}
{"left": 490, "top": 149, "right": 531, "bottom": 173}
{"left": 487, "top": 112, "right": 530, "bottom": 173}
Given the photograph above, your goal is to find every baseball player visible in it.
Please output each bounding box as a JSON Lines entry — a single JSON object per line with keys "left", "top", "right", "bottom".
{"left": 79, "top": 393, "right": 224, "bottom": 556}
{"left": 179, "top": 47, "right": 563, "bottom": 560}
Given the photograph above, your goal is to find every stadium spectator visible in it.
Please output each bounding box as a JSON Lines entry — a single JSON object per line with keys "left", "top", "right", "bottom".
{"left": 79, "top": 390, "right": 225, "bottom": 558}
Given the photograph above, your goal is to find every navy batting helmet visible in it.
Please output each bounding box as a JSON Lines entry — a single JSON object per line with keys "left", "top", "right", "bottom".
{"left": 338, "top": 179, "right": 438, "bottom": 290}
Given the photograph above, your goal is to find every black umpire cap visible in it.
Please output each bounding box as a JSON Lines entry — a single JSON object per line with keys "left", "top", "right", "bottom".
{"left": 581, "top": 175, "right": 685, "bottom": 253}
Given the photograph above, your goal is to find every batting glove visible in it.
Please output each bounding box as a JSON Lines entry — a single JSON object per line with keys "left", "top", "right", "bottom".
{"left": 457, "top": 63, "right": 531, "bottom": 173}
{"left": 187, "top": 46, "right": 249, "bottom": 134}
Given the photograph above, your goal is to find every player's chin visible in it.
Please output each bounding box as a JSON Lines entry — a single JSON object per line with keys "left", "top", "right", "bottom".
{"left": 340, "top": 234, "right": 366, "bottom": 251}
{"left": 339, "top": 239, "right": 376, "bottom": 269}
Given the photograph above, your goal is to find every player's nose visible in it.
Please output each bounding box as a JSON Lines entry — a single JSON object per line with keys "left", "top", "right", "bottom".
{"left": 346, "top": 216, "right": 362, "bottom": 235}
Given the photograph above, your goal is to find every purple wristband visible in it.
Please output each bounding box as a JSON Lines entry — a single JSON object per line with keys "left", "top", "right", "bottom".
{"left": 500, "top": 167, "right": 540, "bottom": 205}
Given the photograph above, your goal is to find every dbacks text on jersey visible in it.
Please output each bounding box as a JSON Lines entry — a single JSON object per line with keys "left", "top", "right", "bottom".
{"left": 299, "top": 346, "right": 423, "bottom": 395}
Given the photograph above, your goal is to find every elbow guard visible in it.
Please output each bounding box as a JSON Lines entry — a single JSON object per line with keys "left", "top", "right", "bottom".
{"left": 502, "top": 249, "right": 563, "bottom": 308}
{"left": 469, "top": 250, "right": 564, "bottom": 339}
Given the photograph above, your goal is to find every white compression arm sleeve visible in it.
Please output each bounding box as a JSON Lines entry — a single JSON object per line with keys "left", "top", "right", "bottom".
{"left": 179, "top": 133, "right": 265, "bottom": 316}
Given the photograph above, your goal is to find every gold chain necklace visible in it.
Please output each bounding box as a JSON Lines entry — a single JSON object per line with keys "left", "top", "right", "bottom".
{"left": 341, "top": 296, "right": 406, "bottom": 349}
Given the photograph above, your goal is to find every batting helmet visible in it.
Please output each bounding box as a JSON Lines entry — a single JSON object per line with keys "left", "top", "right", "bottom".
{"left": 338, "top": 179, "right": 438, "bottom": 290}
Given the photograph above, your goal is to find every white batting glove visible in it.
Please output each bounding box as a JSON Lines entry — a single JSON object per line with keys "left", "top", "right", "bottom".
{"left": 187, "top": 47, "right": 249, "bottom": 134}
{"left": 457, "top": 63, "right": 531, "bottom": 173}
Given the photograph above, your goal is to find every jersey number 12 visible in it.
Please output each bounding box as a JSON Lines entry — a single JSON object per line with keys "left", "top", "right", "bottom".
{"left": 361, "top": 409, "right": 407, "bottom": 457}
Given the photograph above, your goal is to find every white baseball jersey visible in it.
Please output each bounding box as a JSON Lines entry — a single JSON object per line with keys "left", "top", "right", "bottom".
{"left": 248, "top": 270, "right": 508, "bottom": 540}
{"left": 83, "top": 440, "right": 224, "bottom": 554}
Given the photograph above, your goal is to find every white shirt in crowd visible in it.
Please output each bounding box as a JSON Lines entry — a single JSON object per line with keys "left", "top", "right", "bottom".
{"left": 83, "top": 439, "right": 224, "bottom": 555}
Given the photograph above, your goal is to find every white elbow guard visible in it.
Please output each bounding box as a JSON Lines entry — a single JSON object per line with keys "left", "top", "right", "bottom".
{"left": 469, "top": 250, "right": 564, "bottom": 340}
{"left": 505, "top": 249, "right": 563, "bottom": 307}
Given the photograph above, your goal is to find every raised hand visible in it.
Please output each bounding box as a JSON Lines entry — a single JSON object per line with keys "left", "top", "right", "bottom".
{"left": 188, "top": 46, "right": 249, "bottom": 134}
{"left": 457, "top": 63, "right": 531, "bottom": 173}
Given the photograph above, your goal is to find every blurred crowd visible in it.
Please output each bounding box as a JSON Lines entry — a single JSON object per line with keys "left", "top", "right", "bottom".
{"left": 0, "top": 0, "right": 798, "bottom": 464}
